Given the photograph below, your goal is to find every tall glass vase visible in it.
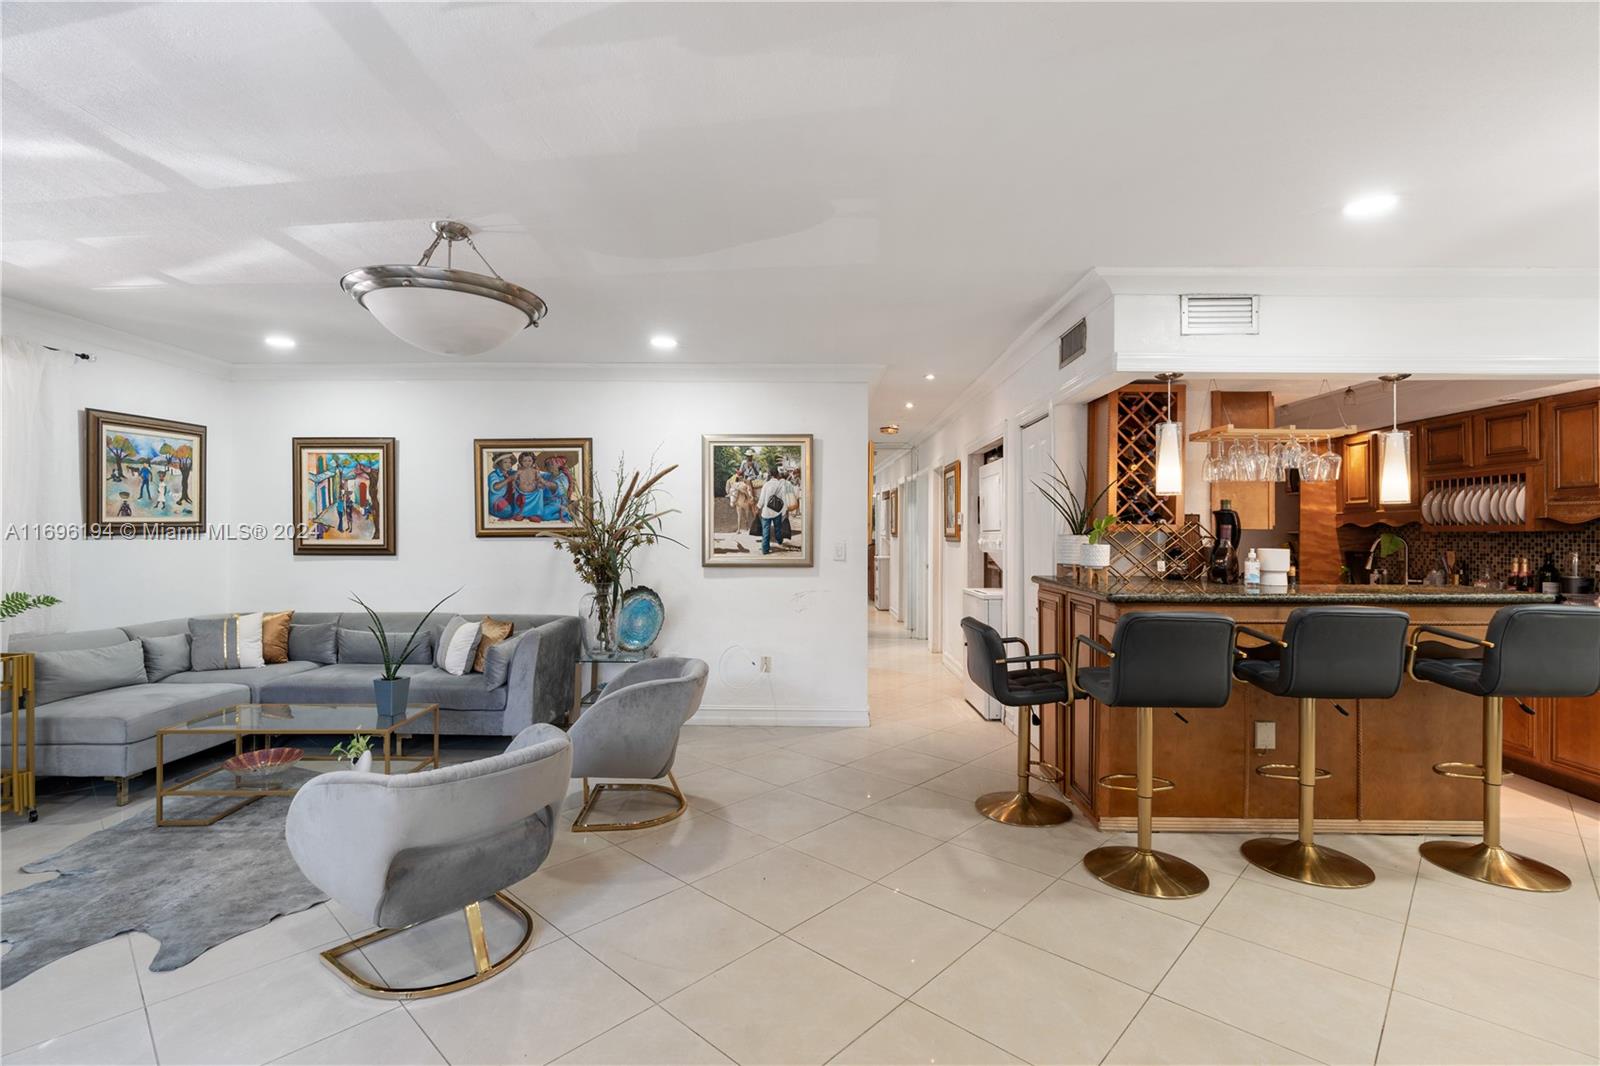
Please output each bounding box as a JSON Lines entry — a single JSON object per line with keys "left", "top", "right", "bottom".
{"left": 583, "top": 581, "right": 622, "bottom": 653}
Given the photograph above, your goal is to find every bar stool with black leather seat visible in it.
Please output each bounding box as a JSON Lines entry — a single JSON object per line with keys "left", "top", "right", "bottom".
{"left": 1408, "top": 603, "right": 1600, "bottom": 893}
{"left": 1073, "top": 611, "right": 1237, "bottom": 899}
{"left": 1233, "top": 606, "right": 1411, "bottom": 889}
{"left": 960, "top": 616, "right": 1073, "bottom": 827}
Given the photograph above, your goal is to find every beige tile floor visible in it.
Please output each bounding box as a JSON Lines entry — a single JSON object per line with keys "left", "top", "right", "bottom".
{"left": 3, "top": 607, "right": 1598, "bottom": 1065}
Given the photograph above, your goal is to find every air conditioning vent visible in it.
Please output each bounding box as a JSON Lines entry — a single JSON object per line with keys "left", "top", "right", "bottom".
{"left": 1180, "top": 294, "right": 1259, "bottom": 335}
{"left": 1058, "top": 317, "right": 1088, "bottom": 368}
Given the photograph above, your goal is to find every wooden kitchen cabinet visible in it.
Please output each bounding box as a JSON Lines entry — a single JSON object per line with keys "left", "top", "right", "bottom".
{"left": 1337, "top": 428, "right": 1421, "bottom": 525}
{"left": 1542, "top": 388, "right": 1600, "bottom": 523}
{"left": 1036, "top": 586, "right": 1064, "bottom": 790}
{"left": 1209, "top": 391, "right": 1275, "bottom": 530}
{"left": 1504, "top": 691, "right": 1600, "bottom": 803}
{"left": 1475, "top": 401, "right": 1540, "bottom": 466}
{"left": 1421, "top": 415, "right": 1474, "bottom": 474}
{"left": 1086, "top": 383, "right": 1186, "bottom": 529}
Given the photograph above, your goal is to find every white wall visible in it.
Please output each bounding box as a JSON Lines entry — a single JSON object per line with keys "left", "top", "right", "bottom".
{"left": 3, "top": 303, "right": 868, "bottom": 725}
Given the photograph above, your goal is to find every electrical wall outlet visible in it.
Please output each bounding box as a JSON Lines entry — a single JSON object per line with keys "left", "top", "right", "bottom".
{"left": 1254, "top": 720, "right": 1276, "bottom": 751}
{"left": 759, "top": 655, "right": 772, "bottom": 673}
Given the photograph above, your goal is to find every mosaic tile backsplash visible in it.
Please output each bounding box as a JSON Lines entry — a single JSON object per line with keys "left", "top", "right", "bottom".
{"left": 1370, "top": 520, "right": 1600, "bottom": 585}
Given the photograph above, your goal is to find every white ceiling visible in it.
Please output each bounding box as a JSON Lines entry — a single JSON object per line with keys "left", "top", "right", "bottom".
{"left": 2, "top": 2, "right": 1596, "bottom": 436}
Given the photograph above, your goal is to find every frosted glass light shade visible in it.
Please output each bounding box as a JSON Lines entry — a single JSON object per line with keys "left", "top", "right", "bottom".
{"left": 1154, "top": 421, "right": 1184, "bottom": 495}
{"left": 1378, "top": 430, "right": 1412, "bottom": 505}
{"left": 360, "top": 286, "right": 531, "bottom": 357}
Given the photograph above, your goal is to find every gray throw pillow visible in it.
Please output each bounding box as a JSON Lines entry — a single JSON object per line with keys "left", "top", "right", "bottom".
{"left": 482, "top": 632, "right": 527, "bottom": 688}
{"left": 288, "top": 622, "right": 338, "bottom": 665}
{"left": 140, "top": 634, "right": 191, "bottom": 682}
{"left": 34, "top": 640, "right": 148, "bottom": 704}
{"left": 434, "top": 615, "right": 481, "bottom": 672}
{"left": 188, "top": 616, "right": 264, "bottom": 671}
{"left": 339, "top": 629, "right": 432, "bottom": 665}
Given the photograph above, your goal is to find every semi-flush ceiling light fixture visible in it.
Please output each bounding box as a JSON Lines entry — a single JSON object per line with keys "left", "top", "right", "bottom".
{"left": 1377, "top": 373, "right": 1413, "bottom": 504}
{"left": 1343, "top": 191, "right": 1400, "bottom": 220}
{"left": 1154, "top": 371, "right": 1184, "bottom": 496}
{"left": 340, "top": 220, "right": 547, "bottom": 357}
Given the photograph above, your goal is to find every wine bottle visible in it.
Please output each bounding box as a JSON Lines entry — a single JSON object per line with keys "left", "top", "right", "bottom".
{"left": 1538, "top": 553, "right": 1561, "bottom": 595}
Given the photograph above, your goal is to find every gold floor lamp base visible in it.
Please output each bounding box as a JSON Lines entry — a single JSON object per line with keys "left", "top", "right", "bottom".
{"left": 975, "top": 788, "right": 1072, "bottom": 827}
{"left": 320, "top": 891, "right": 536, "bottom": 1000}
{"left": 1241, "top": 838, "right": 1375, "bottom": 889}
{"left": 1084, "top": 844, "right": 1210, "bottom": 899}
{"left": 1419, "top": 840, "right": 1571, "bottom": 893}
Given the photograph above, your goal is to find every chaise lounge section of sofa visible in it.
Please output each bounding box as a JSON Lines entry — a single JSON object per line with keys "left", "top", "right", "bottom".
{"left": 3, "top": 611, "right": 581, "bottom": 802}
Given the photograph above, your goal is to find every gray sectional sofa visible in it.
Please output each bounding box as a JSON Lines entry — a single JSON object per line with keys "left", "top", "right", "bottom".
{"left": 3, "top": 611, "right": 581, "bottom": 800}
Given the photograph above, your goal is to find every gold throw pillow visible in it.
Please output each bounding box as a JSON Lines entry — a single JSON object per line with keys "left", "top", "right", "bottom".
{"left": 473, "top": 617, "right": 514, "bottom": 673}
{"left": 262, "top": 610, "right": 294, "bottom": 664}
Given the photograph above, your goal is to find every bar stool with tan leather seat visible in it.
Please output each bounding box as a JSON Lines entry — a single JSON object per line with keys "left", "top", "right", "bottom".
{"left": 1073, "top": 611, "right": 1237, "bottom": 899}
{"left": 1233, "top": 606, "right": 1411, "bottom": 889}
{"left": 1408, "top": 603, "right": 1600, "bottom": 892}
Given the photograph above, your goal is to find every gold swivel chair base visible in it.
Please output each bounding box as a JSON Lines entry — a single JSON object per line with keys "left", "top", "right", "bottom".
{"left": 321, "top": 891, "right": 536, "bottom": 1000}
{"left": 1420, "top": 840, "right": 1572, "bottom": 893}
{"left": 571, "top": 772, "right": 687, "bottom": 833}
{"left": 1084, "top": 845, "right": 1210, "bottom": 899}
{"left": 1240, "top": 838, "right": 1375, "bottom": 889}
{"left": 975, "top": 703, "right": 1072, "bottom": 827}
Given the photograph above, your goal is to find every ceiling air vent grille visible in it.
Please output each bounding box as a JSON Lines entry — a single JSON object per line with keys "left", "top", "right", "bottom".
{"left": 1058, "top": 318, "right": 1088, "bottom": 368}
{"left": 1180, "top": 294, "right": 1260, "bottom": 336}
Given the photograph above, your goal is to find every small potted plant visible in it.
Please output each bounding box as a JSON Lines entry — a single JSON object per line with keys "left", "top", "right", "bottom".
{"left": 1080, "top": 515, "right": 1117, "bottom": 569}
{"left": 350, "top": 589, "right": 456, "bottom": 716}
{"left": 1034, "top": 461, "right": 1113, "bottom": 569}
{"left": 330, "top": 733, "right": 374, "bottom": 773}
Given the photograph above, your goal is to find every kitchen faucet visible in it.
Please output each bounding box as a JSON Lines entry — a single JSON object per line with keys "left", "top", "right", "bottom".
{"left": 1365, "top": 533, "right": 1416, "bottom": 585}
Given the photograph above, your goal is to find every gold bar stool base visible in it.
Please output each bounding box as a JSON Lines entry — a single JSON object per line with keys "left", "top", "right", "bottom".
{"left": 1419, "top": 840, "right": 1571, "bottom": 893}
{"left": 1083, "top": 844, "right": 1210, "bottom": 899}
{"left": 975, "top": 789, "right": 1072, "bottom": 827}
{"left": 1241, "top": 838, "right": 1375, "bottom": 889}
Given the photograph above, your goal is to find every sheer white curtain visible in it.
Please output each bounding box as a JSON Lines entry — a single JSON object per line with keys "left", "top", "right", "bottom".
{"left": 0, "top": 336, "right": 69, "bottom": 641}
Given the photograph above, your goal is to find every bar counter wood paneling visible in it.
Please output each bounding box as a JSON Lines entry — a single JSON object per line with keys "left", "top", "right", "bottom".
{"left": 1033, "top": 574, "right": 1578, "bottom": 833}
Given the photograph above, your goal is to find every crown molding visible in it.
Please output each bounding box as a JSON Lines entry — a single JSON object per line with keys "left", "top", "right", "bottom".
{"left": 1096, "top": 266, "right": 1600, "bottom": 299}
{"left": 1, "top": 297, "right": 233, "bottom": 378}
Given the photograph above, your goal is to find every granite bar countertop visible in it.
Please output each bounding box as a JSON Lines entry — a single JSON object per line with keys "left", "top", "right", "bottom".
{"left": 1032, "top": 573, "right": 1559, "bottom": 606}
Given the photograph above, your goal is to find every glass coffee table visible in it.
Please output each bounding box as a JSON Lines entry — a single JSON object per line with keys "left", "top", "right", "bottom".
{"left": 155, "top": 702, "right": 441, "bottom": 827}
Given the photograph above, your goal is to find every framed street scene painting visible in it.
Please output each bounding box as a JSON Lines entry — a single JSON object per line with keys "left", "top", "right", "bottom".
{"left": 292, "top": 437, "right": 396, "bottom": 555}
{"left": 84, "top": 409, "right": 206, "bottom": 535}
{"left": 473, "top": 438, "right": 592, "bottom": 537}
{"left": 703, "top": 434, "right": 813, "bottom": 567}
{"left": 943, "top": 460, "right": 961, "bottom": 540}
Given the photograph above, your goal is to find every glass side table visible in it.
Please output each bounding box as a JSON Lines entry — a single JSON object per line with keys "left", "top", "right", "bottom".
{"left": 573, "top": 648, "right": 655, "bottom": 721}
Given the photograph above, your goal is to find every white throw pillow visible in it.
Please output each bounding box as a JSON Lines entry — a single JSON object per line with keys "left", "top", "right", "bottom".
{"left": 441, "top": 619, "right": 483, "bottom": 676}
{"left": 235, "top": 612, "right": 265, "bottom": 669}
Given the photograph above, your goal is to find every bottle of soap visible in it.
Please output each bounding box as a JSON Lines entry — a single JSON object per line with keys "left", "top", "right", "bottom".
{"left": 1243, "top": 547, "right": 1262, "bottom": 592}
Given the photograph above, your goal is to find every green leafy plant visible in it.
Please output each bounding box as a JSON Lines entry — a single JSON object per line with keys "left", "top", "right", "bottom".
{"left": 329, "top": 733, "right": 373, "bottom": 764}
{"left": 1087, "top": 515, "right": 1117, "bottom": 545}
{"left": 0, "top": 592, "right": 61, "bottom": 621}
{"left": 1034, "top": 460, "right": 1114, "bottom": 536}
{"left": 1377, "top": 532, "right": 1406, "bottom": 558}
{"left": 348, "top": 589, "right": 457, "bottom": 680}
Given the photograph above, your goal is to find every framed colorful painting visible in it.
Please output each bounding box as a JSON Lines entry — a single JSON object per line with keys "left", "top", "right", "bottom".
{"left": 703, "top": 434, "right": 813, "bottom": 567}
{"left": 84, "top": 409, "right": 206, "bottom": 535}
{"left": 291, "top": 438, "right": 396, "bottom": 556}
{"left": 942, "top": 460, "right": 961, "bottom": 540}
{"left": 473, "top": 438, "right": 593, "bottom": 537}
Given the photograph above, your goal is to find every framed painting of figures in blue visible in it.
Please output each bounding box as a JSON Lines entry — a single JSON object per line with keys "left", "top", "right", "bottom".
{"left": 84, "top": 408, "right": 206, "bottom": 536}
{"left": 474, "top": 438, "right": 592, "bottom": 537}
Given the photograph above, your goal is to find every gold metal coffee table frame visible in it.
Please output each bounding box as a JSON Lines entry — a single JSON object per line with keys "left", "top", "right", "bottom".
{"left": 155, "top": 702, "right": 441, "bottom": 827}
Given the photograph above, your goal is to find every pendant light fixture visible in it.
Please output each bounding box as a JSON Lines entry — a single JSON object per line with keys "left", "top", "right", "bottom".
{"left": 1153, "top": 371, "right": 1184, "bottom": 496}
{"left": 1377, "top": 373, "right": 1413, "bottom": 505}
{"left": 340, "top": 220, "right": 547, "bottom": 357}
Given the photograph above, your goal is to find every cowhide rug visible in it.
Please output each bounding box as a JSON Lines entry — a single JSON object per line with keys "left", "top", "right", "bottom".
{"left": 1, "top": 791, "right": 328, "bottom": 988}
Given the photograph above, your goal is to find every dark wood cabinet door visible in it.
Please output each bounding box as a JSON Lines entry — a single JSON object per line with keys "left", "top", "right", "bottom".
{"left": 1067, "top": 596, "right": 1100, "bottom": 811}
{"left": 1543, "top": 389, "right": 1600, "bottom": 518}
{"left": 1421, "top": 417, "right": 1474, "bottom": 474}
{"left": 1476, "top": 402, "right": 1540, "bottom": 466}
{"left": 1501, "top": 696, "right": 1542, "bottom": 761}
{"left": 1036, "top": 588, "right": 1065, "bottom": 789}
{"left": 1340, "top": 433, "right": 1375, "bottom": 512}
{"left": 1548, "top": 692, "right": 1600, "bottom": 783}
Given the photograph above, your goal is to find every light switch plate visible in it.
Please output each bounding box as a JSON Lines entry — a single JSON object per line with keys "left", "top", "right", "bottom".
{"left": 833, "top": 540, "right": 847, "bottom": 562}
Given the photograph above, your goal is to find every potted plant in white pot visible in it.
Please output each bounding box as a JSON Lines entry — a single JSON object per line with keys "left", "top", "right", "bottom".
{"left": 330, "top": 733, "right": 374, "bottom": 773}
{"left": 1034, "top": 461, "right": 1112, "bottom": 571}
{"left": 1080, "top": 515, "right": 1117, "bottom": 569}
{"left": 350, "top": 590, "right": 456, "bottom": 717}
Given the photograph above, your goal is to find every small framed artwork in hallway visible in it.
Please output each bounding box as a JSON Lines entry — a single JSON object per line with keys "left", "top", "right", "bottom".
{"left": 290, "top": 437, "right": 397, "bottom": 555}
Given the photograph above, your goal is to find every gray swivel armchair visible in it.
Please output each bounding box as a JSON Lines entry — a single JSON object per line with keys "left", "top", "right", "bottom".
{"left": 567, "top": 656, "right": 709, "bottom": 832}
{"left": 285, "top": 723, "right": 571, "bottom": 999}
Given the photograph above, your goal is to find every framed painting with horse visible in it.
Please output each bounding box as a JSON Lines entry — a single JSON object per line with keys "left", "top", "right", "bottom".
{"left": 703, "top": 434, "right": 813, "bottom": 567}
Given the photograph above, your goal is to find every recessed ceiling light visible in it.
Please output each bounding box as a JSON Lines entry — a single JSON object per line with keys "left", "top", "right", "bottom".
{"left": 649, "top": 334, "right": 678, "bottom": 351}
{"left": 1342, "top": 191, "right": 1400, "bottom": 220}
{"left": 904, "top": 402, "right": 915, "bottom": 409}
{"left": 924, "top": 373, "right": 936, "bottom": 381}
{"left": 263, "top": 334, "right": 296, "bottom": 350}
